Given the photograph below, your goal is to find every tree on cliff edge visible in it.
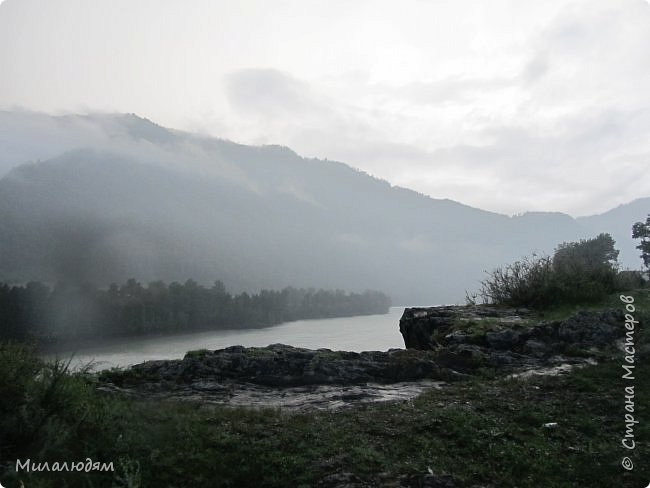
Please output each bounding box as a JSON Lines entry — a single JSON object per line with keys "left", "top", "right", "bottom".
{"left": 632, "top": 214, "right": 650, "bottom": 271}
{"left": 551, "top": 233, "right": 619, "bottom": 302}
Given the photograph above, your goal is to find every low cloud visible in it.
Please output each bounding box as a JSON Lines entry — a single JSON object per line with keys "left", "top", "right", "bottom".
{"left": 225, "top": 69, "right": 318, "bottom": 117}
{"left": 1, "top": 0, "right": 649, "bottom": 216}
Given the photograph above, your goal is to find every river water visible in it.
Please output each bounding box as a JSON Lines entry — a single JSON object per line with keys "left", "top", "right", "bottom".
{"left": 54, "top": 306, "right": 408, "bottom": 370}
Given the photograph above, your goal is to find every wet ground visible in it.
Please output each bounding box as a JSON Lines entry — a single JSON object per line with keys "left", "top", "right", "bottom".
{"left": 98, "top": 379, "right": 445, "bottom": 411}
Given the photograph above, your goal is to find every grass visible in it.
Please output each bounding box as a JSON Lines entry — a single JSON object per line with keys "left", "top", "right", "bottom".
{"left": 538, "top": 287, "right": 650, "bottom": 321}
{"left": 1, "top": 290, "right": 648, "bottom": 487}
{"left": 444, "top": 316, "right": 533, "bottom": 345}
{"left": 184, "top": 348, "right": 212, "bottom": 359}
{"left": 4, "top": 359, "right": 648, "bottom": 487}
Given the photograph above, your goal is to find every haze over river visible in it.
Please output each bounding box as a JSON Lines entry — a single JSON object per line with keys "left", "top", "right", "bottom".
{"left": 53, "top": 307, "right": 410, "bottom": 370}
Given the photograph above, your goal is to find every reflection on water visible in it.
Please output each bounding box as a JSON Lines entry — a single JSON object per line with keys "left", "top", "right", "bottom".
{"left": 51, "top": 307, "right": 407, "bottom": 370}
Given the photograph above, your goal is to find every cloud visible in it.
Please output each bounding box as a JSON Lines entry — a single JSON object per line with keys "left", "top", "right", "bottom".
{"left": 225, "top": 69, "right": 317, "bottom": 116}
{"left": 399, "top": 76, "right": 516, "bottom": 105}
{"left": 1, "top": 0, "right": 649, "bottom": 216}
{"left": 521, "top": 53, "right": 550, "bottom": 85}
{"left": 218, "top": 32, "right": 650, "bottom": 215}
{"left": 396, "top": 108, "right": 650, "bottom": 216}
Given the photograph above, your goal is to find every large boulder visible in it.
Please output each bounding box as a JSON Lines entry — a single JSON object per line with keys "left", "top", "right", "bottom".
{"left": 399, "top": 307, "right": 458, "bottom": 349}
{"left": 399, "top": 305, "right": 528, "bottom": 350}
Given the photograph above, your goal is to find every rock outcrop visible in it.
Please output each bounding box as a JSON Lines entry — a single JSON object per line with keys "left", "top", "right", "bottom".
{"left": 102, "top": 344, "right": 459, "bottom": 389}
{"left": 399, "top": 305, "right": 624, "bottom": 358}
{"left": 399, "top": 306, "right": 532, "bottom": 350}
{"left": 98, "top": 344, "right": 460, "bottom": 410}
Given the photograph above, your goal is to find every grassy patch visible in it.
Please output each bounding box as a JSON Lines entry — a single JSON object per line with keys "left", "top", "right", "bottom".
{"left": 539, "top": 288, "right": 650, "bottom": 321}
{"left": 1, "top": 346, "right": 648, "bottom": 487}
{"left": 184, "top": 348, "right": 212, "bottom": 359}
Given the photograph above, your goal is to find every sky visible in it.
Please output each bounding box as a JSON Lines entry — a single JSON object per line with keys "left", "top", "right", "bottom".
{"left": 1, "top": 0, "right": 649, "bottom": 217}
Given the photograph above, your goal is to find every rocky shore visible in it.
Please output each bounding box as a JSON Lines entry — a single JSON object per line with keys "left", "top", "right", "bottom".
{"left": 98, "top": 305, "right": 629, "bottom": 409}
{"left": 399, "top": 306, "right": 625, "bottom": 369}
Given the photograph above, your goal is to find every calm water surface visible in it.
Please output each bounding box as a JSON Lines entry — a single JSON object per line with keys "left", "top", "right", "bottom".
{"left": 55, "top": 307, "right": 408, "bottom": 370}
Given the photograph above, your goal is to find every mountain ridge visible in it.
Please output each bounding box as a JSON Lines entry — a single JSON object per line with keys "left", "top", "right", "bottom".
{"left": 0, "top": 111, "right": 646, "bottom": 303}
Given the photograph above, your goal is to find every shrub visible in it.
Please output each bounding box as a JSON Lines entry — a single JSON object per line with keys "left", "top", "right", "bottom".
{"left": 473, "top": 254, "right": 560, "bottom": 309}
{"left": 614, "top": 270, "right": 647, "bottom": 290}
{"left": 0, "top": 343, "right": 115, "bottom": 486}
{"left": 472, "top": 234, "right": 629, "bottom": 309}
{"left": 551, "top": 233, "right": 619, "bottom": 303}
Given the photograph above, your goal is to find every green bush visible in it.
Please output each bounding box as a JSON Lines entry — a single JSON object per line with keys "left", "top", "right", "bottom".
{"left": 473, "top": 255, "right": 560, "bottom": 309}
{"left": 473, "top": 234, "right": 632, "bottom": 309}
{"left": 614, "top": 270, "right": 647, "bottom": 290}
{"left": 0, "top": 343, "right": 118, "bottom": 486}
{"left": 551, "top": 233, "right": 619, "bottom": 303}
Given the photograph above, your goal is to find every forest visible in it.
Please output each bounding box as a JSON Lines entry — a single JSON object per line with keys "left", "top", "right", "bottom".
{"left": 0, "top": 279, "right": 391, "bottom": 343}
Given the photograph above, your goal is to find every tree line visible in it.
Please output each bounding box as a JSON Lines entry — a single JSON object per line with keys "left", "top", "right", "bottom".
{"left": 0, "top": 279, "right": 391, "bottom": 343}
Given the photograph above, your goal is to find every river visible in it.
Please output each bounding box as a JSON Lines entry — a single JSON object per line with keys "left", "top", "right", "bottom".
{"left": 53, "top": 306, "right": 408, "bottom": 370}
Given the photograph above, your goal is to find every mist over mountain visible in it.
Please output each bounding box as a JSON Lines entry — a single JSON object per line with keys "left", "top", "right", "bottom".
{"left": 0, "top": 111, "right": 645, "bottom": 304}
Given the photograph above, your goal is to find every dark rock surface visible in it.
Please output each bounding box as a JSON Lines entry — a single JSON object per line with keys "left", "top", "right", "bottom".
{"left": 98, "top": 344, "right": 456, "bottom": 410}
{"left": 97, "top": 306, "right": 629, "bottom": 410}
{"left": 316, "top": 471, "right": 460, "bottom": 488}
{"left": 399, "top": 306, "right": 531, "bottom": 350}
{"left": 399, "top": 306, "right": 623, "bottom": 356}
{"left": 98, "top": 378, "right": 444, "bottom": 411}
{"left": 103, "top": 344, "right": 457, "bottom": 388}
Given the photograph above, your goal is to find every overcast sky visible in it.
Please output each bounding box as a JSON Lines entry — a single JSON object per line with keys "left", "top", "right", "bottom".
{"left": 1, "top": 0, "right": 649, "bottom": 216}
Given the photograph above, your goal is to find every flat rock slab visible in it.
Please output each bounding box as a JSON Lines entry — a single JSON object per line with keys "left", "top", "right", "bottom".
{"left": 101, "top": 343, "right": 458, "bottom": 388}
{"left": 98, "top": 379, "right": 444, "bottom": 411}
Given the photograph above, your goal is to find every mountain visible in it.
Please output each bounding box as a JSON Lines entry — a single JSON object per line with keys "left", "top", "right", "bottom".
{"left": 0, "top": 111, "right": 646, "bottom": 303}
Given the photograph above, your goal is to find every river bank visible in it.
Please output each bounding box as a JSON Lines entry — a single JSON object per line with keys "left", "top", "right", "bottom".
{"left": 44, "top": 307, "right": 408, "bottom": 370}
{"left": 4, "top": 295, "right": 649, "bottom": 487}
{"left": 96, "top": 304, "right": 634, "bottom": 412}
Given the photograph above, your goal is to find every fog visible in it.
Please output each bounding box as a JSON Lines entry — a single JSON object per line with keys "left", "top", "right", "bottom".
{"left": 0, "top": 111, "right": 645, "bottom": 304}
{"left": 0, "top": 1, "right": 649, "bottom": 303}
{"left": 1, "top": 0, "right": 650, "bottom": 216}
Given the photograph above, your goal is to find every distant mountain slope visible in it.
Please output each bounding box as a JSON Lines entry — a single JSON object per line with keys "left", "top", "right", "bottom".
{"left": 0, "top": 111, "right": 645, "bottom": 303}
{"left": 0, "top": 111, "right": 175, "bottom": 177}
